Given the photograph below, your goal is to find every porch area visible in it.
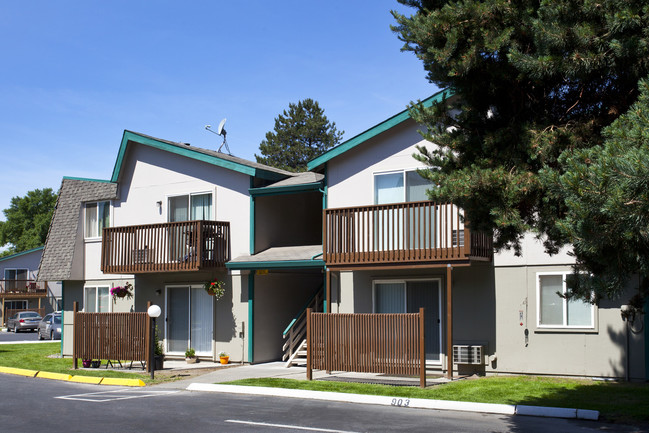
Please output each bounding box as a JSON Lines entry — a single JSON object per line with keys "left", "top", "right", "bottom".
{"left": 323, "top": 201, "right": 492, "bottom": 267}
{"left": 101, "top": 220, "right": 231, "bottom": 273}
{"left": 0, "top": 280, "right": 49, "bottom": 326}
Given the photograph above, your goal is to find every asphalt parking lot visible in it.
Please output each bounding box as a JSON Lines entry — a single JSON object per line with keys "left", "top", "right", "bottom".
{"left": 0, "top": 328, "right": 42, "bottom": 343}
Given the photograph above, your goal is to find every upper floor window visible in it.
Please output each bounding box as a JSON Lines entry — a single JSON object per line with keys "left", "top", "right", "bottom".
{"left": 85, "top": 201, "right": 110, "bottom": 238}
{"left": 4, "top": 269, "right": 29, "bottom": 291}
{"left": 168, "top": 193, "right": 213, "bottom": 222}
{"left": 374, "top": 170, "right": 432, "bottom": 205}
{"left": 537, "top": 272, "right": 594, "bottom": 329}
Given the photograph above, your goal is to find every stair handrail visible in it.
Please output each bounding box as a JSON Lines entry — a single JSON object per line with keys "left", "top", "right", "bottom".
{"left": 282, "top": 284, "right": 324, "bottom": 338}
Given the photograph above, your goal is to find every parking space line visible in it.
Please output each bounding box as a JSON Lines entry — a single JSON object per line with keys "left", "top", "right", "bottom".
{"left": 225, "top": 420, "right": 360, "bottom": 433}
{"left": 55, "top": 389, "right": 179, "bottom": 402}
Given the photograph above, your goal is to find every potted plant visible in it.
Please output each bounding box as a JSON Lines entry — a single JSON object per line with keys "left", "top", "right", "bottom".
{"left": 110, "top": 282, "right": 134, "bottom": 303}
{"left": 185, "top": 347, "right": 197, "bottom": 364}
{"left": 204, "top": 278, "right": 225, "bottom": 300}
{"left": 219, "top": 351, "right": 229, "bottom": 364}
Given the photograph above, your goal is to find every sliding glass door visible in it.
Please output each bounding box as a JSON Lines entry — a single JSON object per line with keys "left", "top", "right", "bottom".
{"left": 166, "top": 285, "right": 213, "bottom": 356}
{"left": 374, "top": 279, "right": 441, "bottom": 362}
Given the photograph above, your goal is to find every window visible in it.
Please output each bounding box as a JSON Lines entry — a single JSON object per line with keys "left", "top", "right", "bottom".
{"left": 374, "top": 170, "right": 434, "bottom": 250}
{"left": 84, "top": 286, "right": 110, "bottom": 312}
{"left": 374, "top": 170, "right": 431, "bottom": 205}
{"left": 85, "top": 201, "right": 110, "bottom": 238}
{"left": 4, "top": 269, "right": 29, "bottom": 291}
{"left": 168, "top": 193, "right": 213, "bottom": 222}
{"left": 537, "top": 273, "right": 594, "bottom": 328}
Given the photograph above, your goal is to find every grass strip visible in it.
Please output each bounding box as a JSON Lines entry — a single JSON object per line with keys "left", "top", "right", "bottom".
{"left": 0, "top": 343, "right": 150, "bottom": 381}
{"left": 225, "top": 376, "right": 649, "bottom": 425}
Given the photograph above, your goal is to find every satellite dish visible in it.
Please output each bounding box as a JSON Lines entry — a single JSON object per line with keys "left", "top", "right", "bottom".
{"left": 204, "top": 118, "right": 231, "bottom": 155}
{"left": 217, "top": 118, "right": 227, "bottom": 136}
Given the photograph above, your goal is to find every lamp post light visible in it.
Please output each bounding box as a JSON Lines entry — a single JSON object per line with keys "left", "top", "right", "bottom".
{"left": 147, "top": 304, "right": 161, "bottom": 380}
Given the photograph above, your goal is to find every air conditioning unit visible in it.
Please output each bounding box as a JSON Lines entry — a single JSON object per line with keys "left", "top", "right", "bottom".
{"left": 453, "top": 345, "right": 484, "bottom": 365}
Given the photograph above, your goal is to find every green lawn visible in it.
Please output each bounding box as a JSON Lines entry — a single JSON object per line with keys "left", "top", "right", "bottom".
{"left": 0, "top": 343, "right": 150, "bottom": 381}
{"left": 226, "top": 376, "right": 649, "bottom": 425}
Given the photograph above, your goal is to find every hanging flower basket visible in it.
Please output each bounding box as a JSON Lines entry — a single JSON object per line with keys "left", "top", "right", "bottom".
{"left": 204, "top": 279, "right": 225, "bottom": 300}
{"left": 110, "top": 282, "right": 133, "bottom": 302}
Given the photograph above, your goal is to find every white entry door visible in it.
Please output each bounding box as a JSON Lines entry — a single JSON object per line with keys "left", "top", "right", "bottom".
{"left": 166, "top": 285, "right": 213, "bottom": 356}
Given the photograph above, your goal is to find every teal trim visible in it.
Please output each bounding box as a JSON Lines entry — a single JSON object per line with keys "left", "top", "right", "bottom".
{"left": 226, "top": 259, "right": 325, "bottom": 270}
{"left": 60, "top": 281, "right": 64, "bottom": 356}
{"left": 0, "top": 246, "right": 44, "bottom": 262}
{"left": 249, "top": 178, "right": 255, "bottom": 255}
{"left": 111, "top": 131, "right": 287, "bottom": 183}
{"left": 248, "top": 274, "right": 254, "bottom": 363}
{"left": 249, "top": 182, "right": 323, "bottom": 197}
{"left": 62, "top": 176, "right": 114, "bottom": 183}
{"left": 307, "top": 89, "right": 452, "bottom": 170}
{"left": 282, "top": 285, "right": 323, "bottom": 336}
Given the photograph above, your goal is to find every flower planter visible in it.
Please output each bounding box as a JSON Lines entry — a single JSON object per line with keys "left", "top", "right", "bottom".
{"left": 219, "top": 356, "right": 229, "bottom": 365}
{"left": 186, "top": 357, "right": 197, "bottom": 364}
{"left": 154, "top": 355, "right": 164, "bottom": 371}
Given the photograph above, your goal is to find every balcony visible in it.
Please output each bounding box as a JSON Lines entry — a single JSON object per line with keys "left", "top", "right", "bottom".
{"left": 101, "top": 220, "right": 231, "bottom": 274}
{"left": 0, "top": 280, "right": 47, "bottom": 298}
{"left": 323, "top": 201, "right": 492, "bottom": 267}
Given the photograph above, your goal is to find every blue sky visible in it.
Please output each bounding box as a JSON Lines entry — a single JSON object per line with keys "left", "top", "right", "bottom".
{"left": 0, "top": 1, "right": 437, "bottom": 220}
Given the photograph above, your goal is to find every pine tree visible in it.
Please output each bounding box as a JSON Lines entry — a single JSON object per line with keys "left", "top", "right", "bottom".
{"left": 256, "top": 99, "right": 343, "bottom": 172}
{"left": 392, "top": 0, "right": 649, "bottom": 298}
{"left": 556, "top": 79, "right": 649, "bottom": 302}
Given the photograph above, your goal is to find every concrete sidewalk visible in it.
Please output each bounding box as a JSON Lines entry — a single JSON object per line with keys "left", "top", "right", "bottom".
{"left": 152, "top": 361, "right": 450, "bottom": 389}
{"left": 153, "top": 362, "right": 600, "bottom": 421}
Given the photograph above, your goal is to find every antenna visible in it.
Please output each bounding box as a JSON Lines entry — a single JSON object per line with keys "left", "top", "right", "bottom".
{"left": 204, "top": 118, "right": 231, "bottom": 155}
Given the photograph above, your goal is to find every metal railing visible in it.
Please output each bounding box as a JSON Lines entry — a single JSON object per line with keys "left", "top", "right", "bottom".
{"left": 282, "top": 286, "right": 324, "bottom": 366}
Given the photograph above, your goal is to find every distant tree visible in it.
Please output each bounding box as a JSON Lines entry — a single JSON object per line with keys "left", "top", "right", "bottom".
{"left": 256, "top": 99, "right": 344, "bottom": 172}
{"left": 0, "top": 188, "right": 57, "bottom": 256}
{"left": 392, "top": 0, "right": 649, "bottom": 300}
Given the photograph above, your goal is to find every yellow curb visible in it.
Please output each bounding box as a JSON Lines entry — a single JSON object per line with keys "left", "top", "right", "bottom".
{"left": 69, "top": 375, "right": 103, "bottom": 384}
{"left": 0, "top": 366, "right": 38, "bottom": 377}
{"left": 36, "top": 371, "right": 73, "bottom": 381}
{"left": 100, "top": 377, "right": 146, "bottom": 387}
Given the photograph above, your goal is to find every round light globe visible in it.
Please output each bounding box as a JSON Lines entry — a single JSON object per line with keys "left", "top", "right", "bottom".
{"left": 147, "top": 304, "right": 161, "bottom": 318}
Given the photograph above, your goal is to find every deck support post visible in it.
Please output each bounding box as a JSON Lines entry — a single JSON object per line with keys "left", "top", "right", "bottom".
{"left": 446, "top": 264, "right": 453, "bottom": 380}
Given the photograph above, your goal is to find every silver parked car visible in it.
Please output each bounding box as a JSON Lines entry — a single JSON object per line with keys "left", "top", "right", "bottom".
{"left": 37, "top": 313, "right": 61, "bottom": 340}
{"left": 6, "top": 311, "right": 42, "bottom": 332}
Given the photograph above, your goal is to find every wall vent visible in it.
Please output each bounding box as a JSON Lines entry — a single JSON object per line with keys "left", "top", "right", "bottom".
{"left": 453, "top": 345, "right": 484, "bottom": 365}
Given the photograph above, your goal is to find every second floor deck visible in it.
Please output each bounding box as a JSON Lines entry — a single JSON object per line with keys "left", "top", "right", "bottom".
{"left": 101, "top": 220, "right": 231, "bottom": 274}
{"left": 0, "top": 280, "right": 48, "bottom": 298}
{"left": 323, "top": 201, "right": 492, "bottom": 267}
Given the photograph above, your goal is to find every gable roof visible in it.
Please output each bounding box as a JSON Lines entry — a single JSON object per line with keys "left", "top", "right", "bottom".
{"left": 38, "top": 178, "right": 118, "bottom": 281}
{"left": 112, "top": 130, "right": 293, "bottom": 183}
{"left": 0, "top": 246, "right": 44, "bottom": 263}
{"left": 306, "top": 89, "right": 452, "bottom": 171}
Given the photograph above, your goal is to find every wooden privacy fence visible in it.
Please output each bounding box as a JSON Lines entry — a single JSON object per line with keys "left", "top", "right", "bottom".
{"left": 306, "top": 308, "right": 426, "bottom": 388}
{"left": 73, "top": 309, "right": 151, "bottom": 370}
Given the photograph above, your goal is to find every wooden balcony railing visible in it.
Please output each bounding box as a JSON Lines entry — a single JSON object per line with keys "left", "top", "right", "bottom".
{"left": 0, "top": 280, "right": 47, "bottom": 296}
{"left": 101, "top": 220, "right": 230, "bottom": 274}
{"left": 323, "top": 201, "right": 492, "bottom": 266}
